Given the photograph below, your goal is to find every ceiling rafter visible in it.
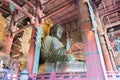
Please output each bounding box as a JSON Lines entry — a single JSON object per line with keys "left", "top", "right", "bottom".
{"left": 0, "top": 8, "right": 10, "bottom": 14}
{"left": 52, "top": 6, "right": 77, "bottom": 21}
{"left": 45, "top": 0, "right": 72, "bottom": 14}
{"left": 59, "top": 14, "right": 79, "bottom": 25}
{"left": 101, "top": 7, "right": 120, "bottom": 17}
{"left": 43, "top": 0, "right": 54, "bottom": 5}
{"left": 43, "top": 3, "right": 72, "bottom": 19}
{"left": 15, "top": 0, "right": 24, "bottom": 6}
{"left": 0, "top": 3, "right": 3, "bottom": 6}
{"left": 23, "top": 0, "right": 36, "bottom": 9}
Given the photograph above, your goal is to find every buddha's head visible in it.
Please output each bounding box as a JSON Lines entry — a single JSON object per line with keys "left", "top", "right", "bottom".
{"left": 50, "top": 24, "right": 63, "bottom": 39}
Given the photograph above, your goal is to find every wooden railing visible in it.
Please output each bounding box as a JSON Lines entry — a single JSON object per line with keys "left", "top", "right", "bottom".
{"left": 1, "top": 70, "right": 120, "bottom": 80}
{"left": 36, "top": 72, "right": 87, "bottom": 80}
{"left": 107, "top": 71, "right": 120, "bottom": 80}
{"left": 0, "top": 71, "right": 87, "bottom": 80}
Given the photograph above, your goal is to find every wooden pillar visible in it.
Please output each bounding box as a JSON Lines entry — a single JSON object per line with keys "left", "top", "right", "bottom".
{"left": 104, "top": 29, "right": 117, "bottom": 70}
{"left": 5, "top": 36, "right": 14, "bottom": 54}
{"left": 98, "top": 34, "right": 113, "bottom": 71}
{"left": 96, "top": 13, "right": 114, "bottom": 71}
{"left": 5, "top": 10, "right": 18, "bottom": 54}
{"left": 77, "top": 0, "right": 105, "bottom": 80}
{"left": 31, "top": 0, "right": 44, "bottom": 73}
{"left": 26, "top": 17, "right": 42, "bottom": 73}
{"left": 26, "top": 27, "right": 36, "bottom": 73}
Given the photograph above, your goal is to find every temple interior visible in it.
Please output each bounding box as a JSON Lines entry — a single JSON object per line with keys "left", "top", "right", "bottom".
{"left": 0, "top": 0, "right": 120, "bottom": 80}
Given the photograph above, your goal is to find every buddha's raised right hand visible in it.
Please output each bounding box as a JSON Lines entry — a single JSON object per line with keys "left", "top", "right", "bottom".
{"left": 66, "top": 38, "right": 72, "bottom": 51}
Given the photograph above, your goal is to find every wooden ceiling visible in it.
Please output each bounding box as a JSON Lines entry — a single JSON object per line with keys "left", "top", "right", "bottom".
{"left": 0, "top": 0, "right": 102, "bottom": 25}
{"left": 97, "top": 0, "right": 120, "bottom": 26}
{"left": 0, "top": 0, "right": 119, "bottom": 26}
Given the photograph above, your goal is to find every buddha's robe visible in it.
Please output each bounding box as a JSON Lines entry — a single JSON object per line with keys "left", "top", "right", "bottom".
{"left": 41, "top": 36, "right": 75, "bottom": 62}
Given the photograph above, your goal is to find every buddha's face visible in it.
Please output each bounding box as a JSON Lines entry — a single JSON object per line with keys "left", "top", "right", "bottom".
{"left": 56, "top": 27, "right": 63, "bottom": 39}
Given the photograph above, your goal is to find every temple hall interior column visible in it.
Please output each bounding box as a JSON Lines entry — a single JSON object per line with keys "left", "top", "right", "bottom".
{"left": 77, "top": 0, "right": 105, "bottom": 79}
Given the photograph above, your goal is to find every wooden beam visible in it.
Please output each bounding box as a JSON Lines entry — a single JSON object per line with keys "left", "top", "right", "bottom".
{"left": 52, "top": 9, "right": 76, "bottom": 21}
{"left": 100, "top": 6, "right": 120, "bottom": 17}
{"left": 39, "top": 0, "right": 73, "bottom": 20}
{"left": 3, "top": 0, "right": 34, "bottom": 19}
{"left": 0, "top": 8, "right": 10, "bottom": 14}
{"left": 106, "top": 21, "right": 120, "bottom": 28}
{"left": 11, "top": 49, "right": 22, "bottom": 54}
{"left": 13, "top": 24, "right": 31, "bottom": 36}
{"left": 43, "top": 0, "right": 55, "bottom": 5}
{"left": 23, "top": 0, "right": 36, "bottom": 9}
{"left": 59, "top": 14, "right": 79, "bottom": 25}
{"left": 43, "top": 4, "right": 71, "bottom": 19}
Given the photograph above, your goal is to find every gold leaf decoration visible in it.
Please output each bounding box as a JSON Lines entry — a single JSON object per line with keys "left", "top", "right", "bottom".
{"left": 41, "top": 18, "right": 54, "bottom": 38}
{"left": 0, "top": 13, "right": 7, "bottom": 51}
{"left": 19, "top": 27, "right": 32, "bottom": 65}
{"left": 19, "top": 27, "right": 32, "bottom": 55}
